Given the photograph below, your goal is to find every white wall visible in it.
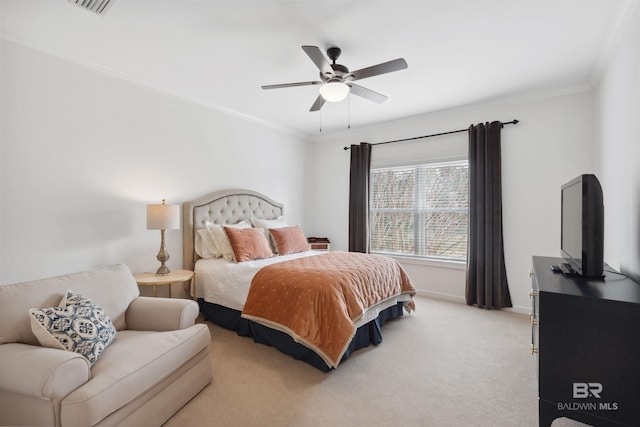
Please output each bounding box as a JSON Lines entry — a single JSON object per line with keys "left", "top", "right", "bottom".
{"left": 594, "top": 2, "right": 640, "bottom": 281}
{"left": 0, "top": 40, "right": 314, "bottom": 292}
{"left": 6, "top": 14, "right": 639, "bottom": 310}
{"left": 313, "top": 90, "right": 595, "bottom": 312}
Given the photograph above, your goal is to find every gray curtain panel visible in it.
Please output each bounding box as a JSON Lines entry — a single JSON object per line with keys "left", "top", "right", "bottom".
{"left": 466, "top": 122, "right": 512, "bottom": 309}
{"left": 348, "top": 143, "right": 372, "bottom": 253}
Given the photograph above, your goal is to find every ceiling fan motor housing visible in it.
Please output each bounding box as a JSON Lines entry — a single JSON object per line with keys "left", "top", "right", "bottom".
{"left": 321, "top": 64, "right": 350, "bottom": 81}
{"left": 319, "top": 47, "right": 352, "bottom": 82}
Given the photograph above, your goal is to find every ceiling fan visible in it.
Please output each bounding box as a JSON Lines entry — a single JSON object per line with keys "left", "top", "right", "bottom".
{"left": 261, "top": 46, "right": 408, "bottom": 112}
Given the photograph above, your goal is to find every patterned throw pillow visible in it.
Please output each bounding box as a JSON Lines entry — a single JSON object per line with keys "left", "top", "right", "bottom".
{"left": 29, "top": 290, "right": 117, "bottom": 366}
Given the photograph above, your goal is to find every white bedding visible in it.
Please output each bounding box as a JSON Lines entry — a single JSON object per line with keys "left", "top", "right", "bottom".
{"left": 194, "top": 250, "right": 323, "bottom": 311}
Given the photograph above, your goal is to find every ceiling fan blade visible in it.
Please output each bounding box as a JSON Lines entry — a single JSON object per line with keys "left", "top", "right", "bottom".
{"left": 309, "top": 94, "right": 325, "bottom": 112}
{"left": 349, "top": 58, "right": 408, "bottom": 81}
{"left": 302, "top": 46, "right": 333, "bottom": 76}
{"left": 348, "top": 84, "right": 388, "bottom": 104}
{"left": 262, "top": 81, "right": 322, "bottom": 90}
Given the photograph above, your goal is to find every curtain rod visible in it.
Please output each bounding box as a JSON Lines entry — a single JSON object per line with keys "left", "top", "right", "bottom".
{"left": 342, "top": 119, "right": 519, "bottom": 150}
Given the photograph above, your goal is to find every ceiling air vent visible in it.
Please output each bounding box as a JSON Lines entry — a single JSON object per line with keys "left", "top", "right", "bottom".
{"left": 68, "top": 0, "right": 115, "bottom": 16}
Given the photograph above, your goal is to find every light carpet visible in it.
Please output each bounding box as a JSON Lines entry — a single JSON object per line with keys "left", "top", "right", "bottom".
{"left": 164, "top": 296, "right": 585, "bottom": 427}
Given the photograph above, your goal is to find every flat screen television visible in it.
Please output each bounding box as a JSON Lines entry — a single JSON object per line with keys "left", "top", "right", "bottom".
{"left": 560, "top": 174, "right": 604, "bottom": 279}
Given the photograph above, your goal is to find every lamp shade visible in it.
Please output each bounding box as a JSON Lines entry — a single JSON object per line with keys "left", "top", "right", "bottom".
{"left": 146, "top": 201, "right": 180, "bottom": 230}
{"left": 319, "top": 82, "right": 350, "bottom": 102}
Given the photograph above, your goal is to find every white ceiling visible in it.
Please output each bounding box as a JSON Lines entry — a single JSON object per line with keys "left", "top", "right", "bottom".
{"left": 1, "top": 0, "right": 636, "bottom": 138}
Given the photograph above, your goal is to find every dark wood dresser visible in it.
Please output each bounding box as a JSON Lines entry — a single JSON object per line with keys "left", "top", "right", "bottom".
{"left": 531, "top": 256, "right": 640, "bottom": 427}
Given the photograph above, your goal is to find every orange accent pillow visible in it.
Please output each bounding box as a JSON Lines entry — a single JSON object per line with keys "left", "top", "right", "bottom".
{"left": 223, "top": 227, "right": 274, "bottom": 262}
{"left": 269, "top": 226, "right": 310, "bottom": 255}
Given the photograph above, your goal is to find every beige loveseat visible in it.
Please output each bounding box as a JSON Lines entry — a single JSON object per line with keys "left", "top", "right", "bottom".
{"left": 0, "top": 264, "right": 212, "bottom": 427}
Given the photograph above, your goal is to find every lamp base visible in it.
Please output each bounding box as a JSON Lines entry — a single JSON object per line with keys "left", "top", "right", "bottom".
{"left": 155, "top": 229, "right": 171, "bottom": 276}
{"left": 155, "top": 264, "right": 171, "bottom": 276}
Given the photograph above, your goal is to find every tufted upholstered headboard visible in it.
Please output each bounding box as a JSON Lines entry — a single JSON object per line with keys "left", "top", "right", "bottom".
{"left": 182, "top": 189, "right": 284, "bottom": 270}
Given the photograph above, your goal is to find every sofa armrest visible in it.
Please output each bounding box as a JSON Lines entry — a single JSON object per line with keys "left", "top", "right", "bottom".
{"left": 126, "top": 297, "right": 199, "bottom": 331}
{"left": 0, "top": 343, "right": 90, "bottom": 399}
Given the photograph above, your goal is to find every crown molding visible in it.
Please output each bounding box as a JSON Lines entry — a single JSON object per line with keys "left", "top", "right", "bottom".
{"left": 1, "top": 32, "right": 313, "bottom": 143}
{"left": 311, "top": 82, "right": 594, "bottom": 144}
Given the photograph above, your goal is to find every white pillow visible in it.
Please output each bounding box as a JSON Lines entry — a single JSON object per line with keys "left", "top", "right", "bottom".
{"left": 29, "top": 290, "right": 117, "bottom": 366}
{"left": 194, "top": 230, "right": 207, "bottom": 258}
{"left": 196, "top": 228, "right": 220, "bottom": 259}
{"left": 207, "top": 220, "right": 251, "bottom": 262}
{"left": 250, "top": 217, "right": 287, "bottom": 229}
{"left": 250, "top": 217, "right": 287, "bottom": 252}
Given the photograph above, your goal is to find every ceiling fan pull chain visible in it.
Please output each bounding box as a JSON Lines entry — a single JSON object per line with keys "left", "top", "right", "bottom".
{"left": 319, "top": 109, "right": 322, "bottom": 132}
{"left": 348, "top": 94, "right": 351, "bottom": 129}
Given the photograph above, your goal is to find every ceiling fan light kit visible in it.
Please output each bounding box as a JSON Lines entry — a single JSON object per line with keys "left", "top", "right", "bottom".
{"left": 261, "top": 45, "right": 407, "bottom": 112}
{"left": 319, "top": 81, "right": 350, "bottom": 102}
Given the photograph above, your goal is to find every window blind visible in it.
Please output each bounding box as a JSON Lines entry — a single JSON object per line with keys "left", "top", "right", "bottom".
{"left": 370, "top": 160, "right": 468, "bottom": 260}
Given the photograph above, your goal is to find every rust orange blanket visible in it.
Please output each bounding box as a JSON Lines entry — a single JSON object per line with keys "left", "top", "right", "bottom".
{"left": 241, "top": 251, "right": 416, "bottom": 368}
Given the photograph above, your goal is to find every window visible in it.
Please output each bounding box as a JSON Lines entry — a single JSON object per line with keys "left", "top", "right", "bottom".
{"left": 369, "top": 160, "right": 469, "bottom": 261}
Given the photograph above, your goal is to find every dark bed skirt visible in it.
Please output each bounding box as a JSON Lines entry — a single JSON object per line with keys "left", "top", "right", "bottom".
{"left": 198, "top": 299, "right": 405, "bottom": 371}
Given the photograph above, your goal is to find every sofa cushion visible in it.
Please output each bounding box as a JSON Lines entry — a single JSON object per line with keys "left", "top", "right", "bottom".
{"left": 29, "top": 291, "right": 117, "bottom": 366}
{"left": 0, "top": 264, "right": 139, "bottom": 346}
{"left": 60, "top": 324, "right": 211, "bottom": 425}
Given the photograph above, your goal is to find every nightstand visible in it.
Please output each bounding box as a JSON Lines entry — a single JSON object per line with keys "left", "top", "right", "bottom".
{"left": 307, "top": 237, "right": 330, "bottom": 251}
{"left": 134, "top": 269, "right": 195, "bottom": 300}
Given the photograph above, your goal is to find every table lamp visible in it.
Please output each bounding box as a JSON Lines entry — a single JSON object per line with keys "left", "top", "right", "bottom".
{"left": 146, "top": 199, "right": 180, "bottom": 275}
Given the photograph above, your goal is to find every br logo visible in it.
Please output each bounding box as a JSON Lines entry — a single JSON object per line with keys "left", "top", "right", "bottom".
{"left": 573, "top": 383, "right": 603, "bottom": 399}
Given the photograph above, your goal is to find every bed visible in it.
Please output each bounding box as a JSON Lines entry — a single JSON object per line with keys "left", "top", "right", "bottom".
{"left": 183, "top": 189, "right": 416, "bottom": 371}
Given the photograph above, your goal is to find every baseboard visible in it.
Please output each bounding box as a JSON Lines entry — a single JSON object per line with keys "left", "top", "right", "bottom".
{"left": 415, "top": 289, "right": 530, "bottom": 315}
{"left": 415, "top": 289, "right": 466, "bottom": 304}
{"left": 505, "top": 305, "right": 530, "bottom": 315}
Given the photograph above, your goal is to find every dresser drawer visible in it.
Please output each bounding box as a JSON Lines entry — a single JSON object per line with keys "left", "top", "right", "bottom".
{"left": 307, "top": 237, "right": 330, "bottom": 252}
{"left": 533, "top": 255, "right": 640, "bottom": 427}
{"left": 310, "top": 242, "right": 330, "bottom": 251}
